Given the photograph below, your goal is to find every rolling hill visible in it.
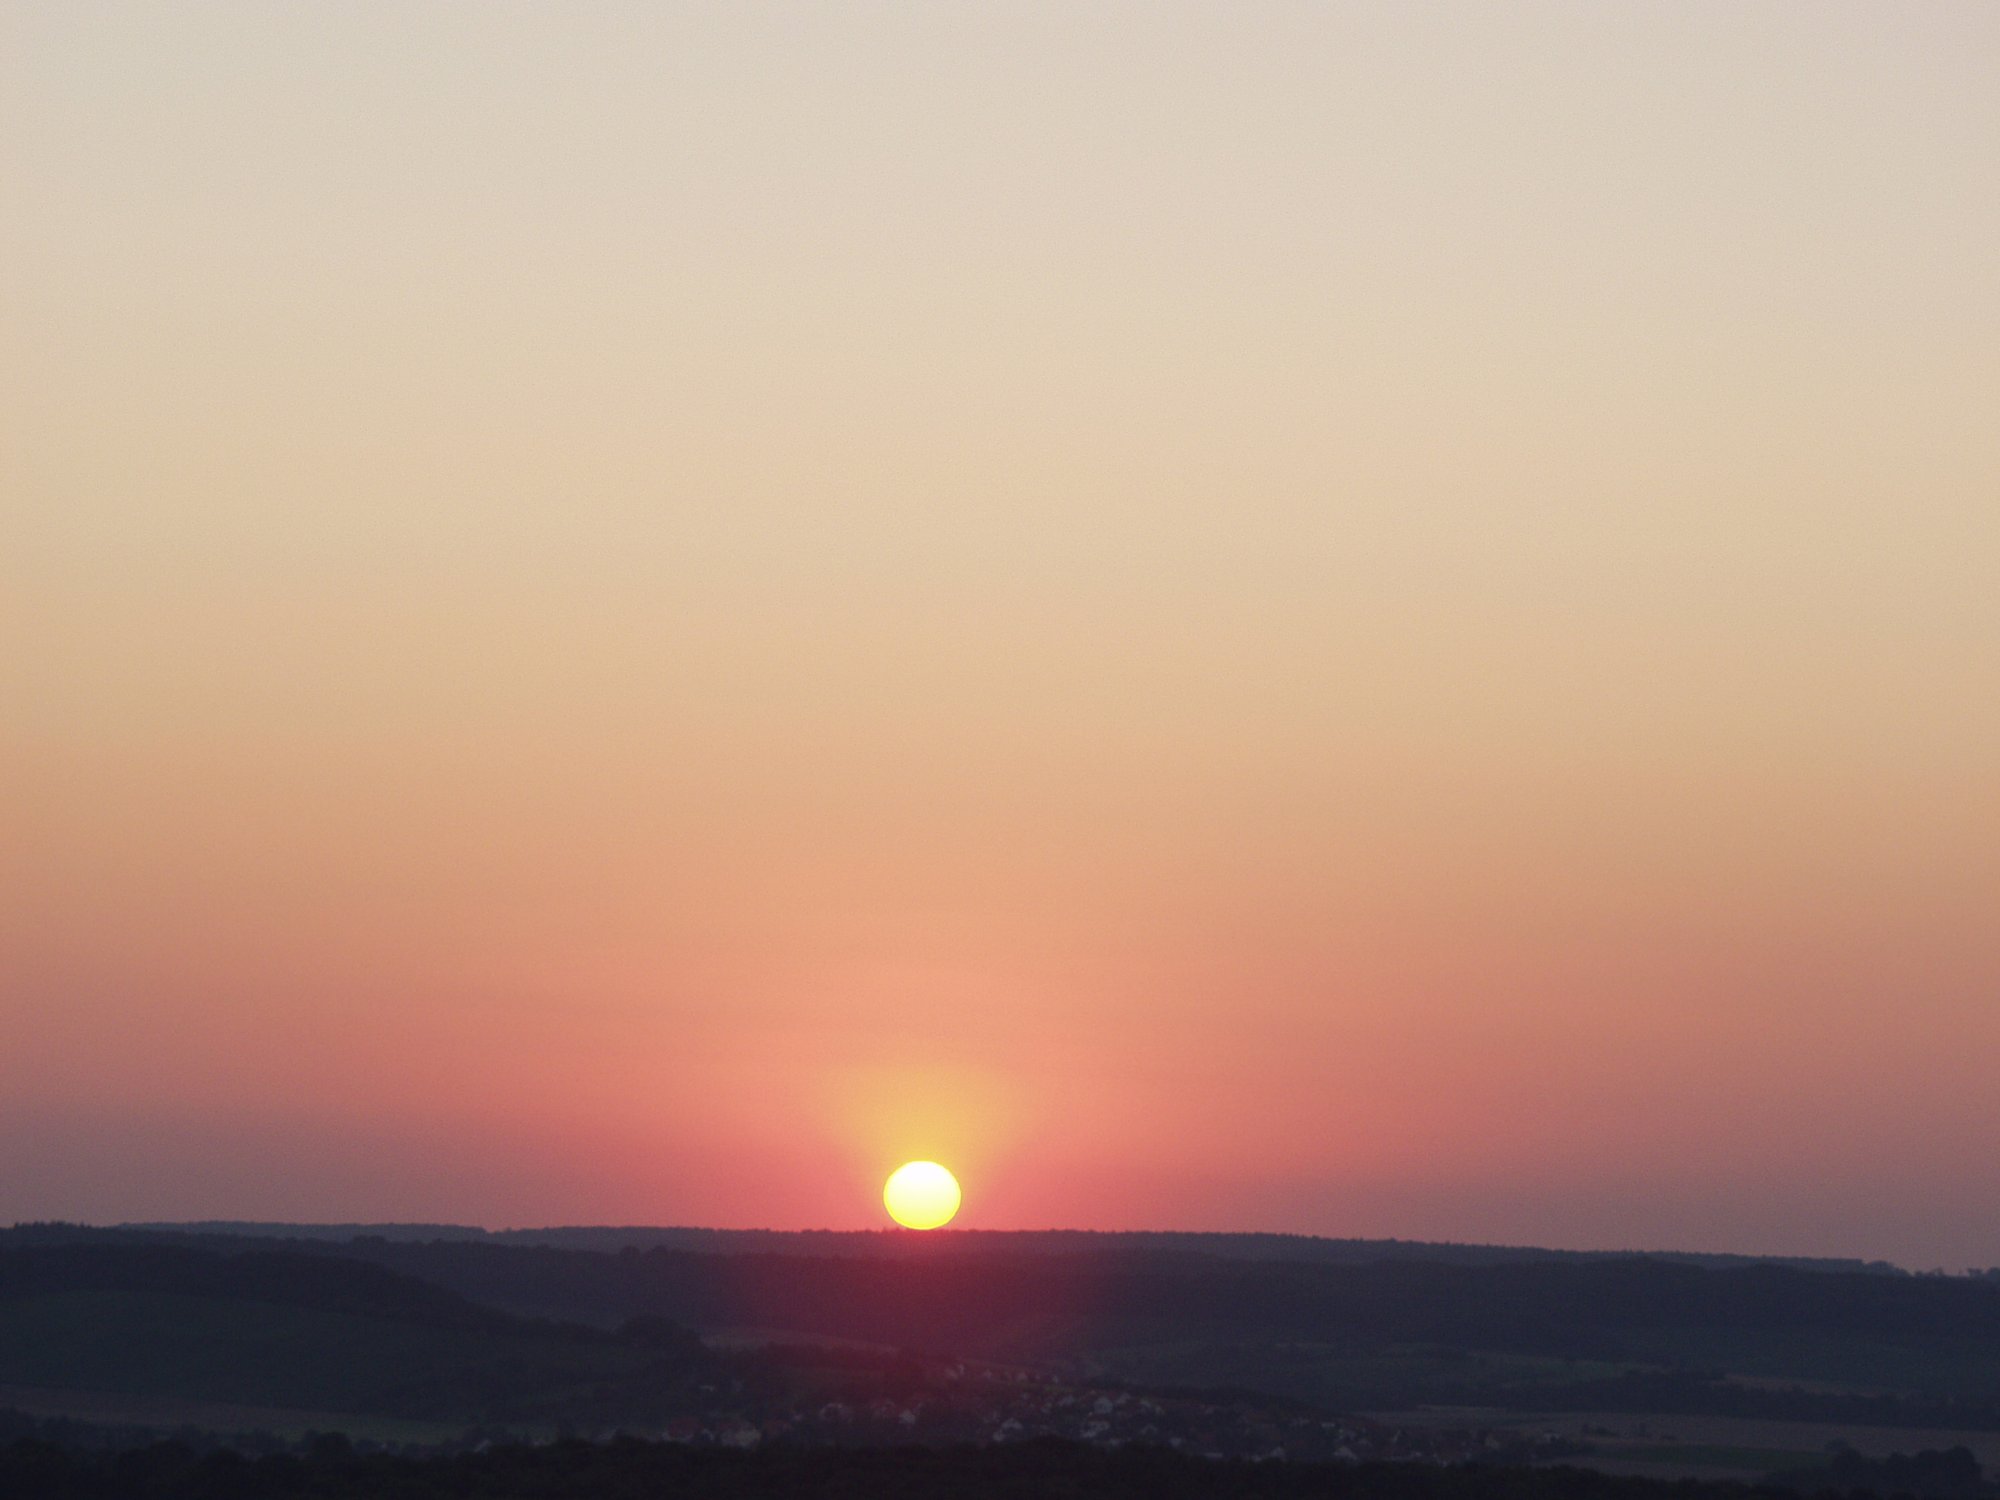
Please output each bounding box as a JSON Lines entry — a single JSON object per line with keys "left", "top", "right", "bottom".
{"left": 11, "top": 1225, "right": 2000, "bottom": 1430}
{"left": 0, "top": 1240, "right": 722, "bottom": 1432}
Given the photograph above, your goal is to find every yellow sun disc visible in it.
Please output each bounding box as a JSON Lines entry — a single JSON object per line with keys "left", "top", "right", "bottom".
{"left": 883, "top": 1160, "right": 961, "bottom": 1229}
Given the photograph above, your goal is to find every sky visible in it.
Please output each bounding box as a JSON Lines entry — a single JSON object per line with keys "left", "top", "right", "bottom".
{"left": 3, "top": 2, "right": 1997, "bottom": 1268}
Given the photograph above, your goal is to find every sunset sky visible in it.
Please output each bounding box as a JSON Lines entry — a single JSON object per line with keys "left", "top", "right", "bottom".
{"left": 4, "top": 2, "right": 1997, "bottom": 1267}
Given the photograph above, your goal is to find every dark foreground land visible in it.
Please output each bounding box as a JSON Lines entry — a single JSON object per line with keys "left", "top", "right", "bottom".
{"left": 3, "top": 1437, "right": 1996, "bottom": 1500}
{"left": 6, "top": 1225, "right": 2000, "bottom": 1488}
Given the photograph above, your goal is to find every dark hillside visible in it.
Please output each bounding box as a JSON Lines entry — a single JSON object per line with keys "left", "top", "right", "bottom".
{"left": 12, "top": 1228, "right": 2000, "bottom": 1427}
{"left": 0, "top": 1242, "right": 513, "bottom": 1333}
{"left": 0, "top": 1242, "right": 721, "bottom": 1427}
{"left": 126, "top": 1221, "right": 1904, "bottom": 1274}
{"left": 153, "top": 1235, "right": 1998, "bottom": 1360}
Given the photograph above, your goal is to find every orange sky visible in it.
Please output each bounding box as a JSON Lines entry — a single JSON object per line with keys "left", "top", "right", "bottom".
{"left": 4, "top": 2, "right": 1998, "bottom": 1266}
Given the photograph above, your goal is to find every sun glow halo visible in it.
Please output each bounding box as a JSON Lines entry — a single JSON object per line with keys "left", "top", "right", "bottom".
{"left": 883, "top": 1160, "right": 961, "bottom": 1230}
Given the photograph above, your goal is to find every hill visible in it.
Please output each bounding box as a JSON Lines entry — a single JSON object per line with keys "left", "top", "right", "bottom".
{"left": 0, "top": 1240, "right": 724, "bottom": 1432}
{"left": 16, "top": 1225, "right": 2000, "bottom": 1430}
{"left": 126, "top": 1221, "right": 1903, "bottom": 1275}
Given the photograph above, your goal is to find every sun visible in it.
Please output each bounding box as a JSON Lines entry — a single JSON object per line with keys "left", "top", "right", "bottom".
{"left": 883, "top": 1160, "right": 961, "bottom": 1230}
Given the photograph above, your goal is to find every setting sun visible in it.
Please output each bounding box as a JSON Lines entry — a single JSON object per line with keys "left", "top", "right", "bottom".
{"left": 883, "top": 1161, "right": 961, "bottom": 1230}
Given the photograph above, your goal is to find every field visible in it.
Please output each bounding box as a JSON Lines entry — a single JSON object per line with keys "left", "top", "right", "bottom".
{"left": 1368, "top": 1408, "right": 2000, "bottom": 1481}
{"left": 0, "top": 1288, "right": 663, "bottom": 1417}
{"left": 1099, "top": 1339, "right": 1639, "bottom": 1408}
{"left": 0, "top": 1384, "right": 459, "bottom": 1444}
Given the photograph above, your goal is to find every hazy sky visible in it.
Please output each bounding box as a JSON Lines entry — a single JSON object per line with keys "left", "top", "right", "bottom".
{"left": 5, "top": 2, "right": 1997, "bottom": 1266}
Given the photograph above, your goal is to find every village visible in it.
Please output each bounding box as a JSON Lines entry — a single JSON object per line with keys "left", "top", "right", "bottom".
{"left": 643, "top": 1364, "right": 1583, "bottom": 1467}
